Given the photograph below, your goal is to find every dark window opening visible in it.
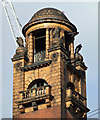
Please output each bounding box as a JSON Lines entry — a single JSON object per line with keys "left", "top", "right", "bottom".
{"left": 34, "top": 29, "right": 46, "bottom": 53}
{"left": 28, "top": 79, "right": 48, "bottom": 89}
{"left": 67, "top": 82, "right": 75, "bottom": 90}
{"left": 33, "top": 29, "right": 46, "bottom": 62}
{"left": 35, "top": 37, "right": 45, "bottom": 53}
{"left": 23, "top": 102, "right": 32, "bottom": 108}
{"left": 65, "top": 31, "right": 71, "bottom": 52}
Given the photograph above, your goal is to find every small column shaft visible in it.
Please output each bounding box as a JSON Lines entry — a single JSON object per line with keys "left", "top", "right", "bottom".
{"left": 70, "top": 38, "right": 74, "bottom": 59}
{"left": 28, "top": 33, "right": 33, "bottom": 63}
{"left": 46, "top": 28, "right": 49, "bottom": 58}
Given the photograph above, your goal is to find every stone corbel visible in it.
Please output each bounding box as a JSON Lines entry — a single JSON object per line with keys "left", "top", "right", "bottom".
{"left": 45, "top": 98, "right": 51, "bottom": 108}
{"left": 18, "top": 104, "right": 25, "bottom": 113}
{"left": 82, "top": 112, "right": 87, "bottom": 119}
{"left": 32, "top": 101, "right": 38, "bottom": 111}
{"left": 75, "top": 107, "right": 80, "bottom": 114}
{"left": 66, "top": 101, "right": 73, "bottom": 109}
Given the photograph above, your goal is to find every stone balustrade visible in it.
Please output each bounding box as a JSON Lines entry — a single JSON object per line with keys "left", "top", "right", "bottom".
{"left": 66, "top": 88, "right": 86, "bottom": 108}
{"left": 34, "top": 50, "right": 45, "bottom": 62}
{"left": 19, "top": 85, "right": 51, "bottom": 101}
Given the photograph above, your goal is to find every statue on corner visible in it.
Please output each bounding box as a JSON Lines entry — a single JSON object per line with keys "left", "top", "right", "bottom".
{"left": 16, "top": 37, "right": 24, "bottom": 47}
{"left": 74, "top": 44, "right": 83, "bottom": 62}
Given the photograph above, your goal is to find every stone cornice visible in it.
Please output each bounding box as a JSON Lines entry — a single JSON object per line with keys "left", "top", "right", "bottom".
{"left": 11, "top": 55, "right": 29, "bottom": 62}
{"left": 48, "top": 44, "right": 70, "bottom": 57}
{"left": 21, "top": 60, "right": 52, "bottom": 71}
{"left": 22, "top": 18, "right": 77, "bottom": 36}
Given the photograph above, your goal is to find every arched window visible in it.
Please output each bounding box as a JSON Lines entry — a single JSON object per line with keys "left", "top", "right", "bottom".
{"left": 19, "top": 79, "right": 51, "bottom": 111}
{"left": 28, "top": 79, "right": 48, "bottom": 89}
{"left": 67, "top": 82, "right": 75, "bottom": 91}
{"left": 28, "top": 79, "right": 48, "bottom": 96}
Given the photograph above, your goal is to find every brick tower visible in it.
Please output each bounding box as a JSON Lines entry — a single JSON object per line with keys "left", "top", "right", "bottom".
{"left": 12, "top": 8, "right": 89, "bottom": 119}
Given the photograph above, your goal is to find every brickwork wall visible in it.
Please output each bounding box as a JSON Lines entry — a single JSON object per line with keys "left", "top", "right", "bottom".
{"left": 13, "top": 59, "right": 26, "bottom": 116}
{"left": 60, "top": 51, "right": 70, "bottom": 118}
{"left": 12, "top": 16, "right": 88, "bottom": 118}
{"left": 25, "top": 49, "right": 61, "bottom": 107}
{"left": 14, "top": 105, "right": 61, "bottom": 118}
{"left": 12, "top": 21, "right": 73, "bottom": 118}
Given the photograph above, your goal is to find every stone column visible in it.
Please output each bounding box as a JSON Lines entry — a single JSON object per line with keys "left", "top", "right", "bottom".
{"left": 69, "top": 38, "right": 74, "bottom": 87}
{"left": 60, "top": 29, "right": 65, "bottom": 47}
{"left": 33, "top": 36, "right": 35, "bottom": 62}
{"left": 33, "top": 36, "right": 35, "bottom": 53}
{"left": 70, "top": 38, "right": 74, "bottom": 59}
{"left": 70, "top": 74, "right": 74, "bottom": 83}
{"left": 25, "top": 35, "right": 28, "bottom": 50}
{"left": 28, "top": 33, "right": 33, "bottom": 63}
{"left": 46, "top": 28, "right": 49, "bottom": 58}
{"left": 79, "top": 79, "right": 81, "bottom": 95}
{"left": 50, "top": 28, "right": 53, "bottom": 47}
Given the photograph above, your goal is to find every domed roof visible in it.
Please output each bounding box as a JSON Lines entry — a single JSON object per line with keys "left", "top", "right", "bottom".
{"left": 22, "top": 7, "right": 77, "bottom": 36}
{"left": 29, "top": 8, "right": 70, "bottom": 23}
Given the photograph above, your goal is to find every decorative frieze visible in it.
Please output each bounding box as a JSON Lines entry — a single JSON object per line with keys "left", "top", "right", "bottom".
{"left": 21, "top": 60, "right": 52, "bottom": 71}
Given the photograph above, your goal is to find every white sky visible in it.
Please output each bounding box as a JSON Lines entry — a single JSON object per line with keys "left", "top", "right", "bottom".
{"left": 0, "top": 1, "right": 99, "bottom": 119}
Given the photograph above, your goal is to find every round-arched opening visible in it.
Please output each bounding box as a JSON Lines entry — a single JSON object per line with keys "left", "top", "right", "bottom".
{"left": 28, "top": 79, "right": 48, "bottom": 89}
{"left": 67, "top": 82, "right": 75, "bottom": 90}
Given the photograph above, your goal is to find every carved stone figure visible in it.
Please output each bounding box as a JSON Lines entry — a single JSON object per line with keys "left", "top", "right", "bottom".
{"left": 13, "top": 37, "right": 27, "bottom": 58}
{"left": 16, "top": 37, "right": 24, "bottom": 47}
{"left": 75, "top": 44, "right": 83, "bottom": 62}
{"left": 75, "top": 44, "right": 82, "bottom": 54}
{"left": 52, "top": 27, "right": 60, "bottom": 38}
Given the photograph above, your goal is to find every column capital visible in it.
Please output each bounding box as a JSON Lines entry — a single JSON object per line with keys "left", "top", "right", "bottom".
{"left": 28, "top": 32, "right": 33, "bottom": 37}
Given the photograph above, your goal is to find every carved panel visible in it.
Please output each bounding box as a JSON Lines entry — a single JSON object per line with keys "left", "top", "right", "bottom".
{"left": 51, "top": 52, "right": 59, "bottom": 61}
{"left": 14, "top": 62, "right": 22, "bottom": 71}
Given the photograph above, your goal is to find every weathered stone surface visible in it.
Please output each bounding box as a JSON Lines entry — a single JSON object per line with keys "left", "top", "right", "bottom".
{"left": 12, "top": 7, "right": 89, "bottom": 119}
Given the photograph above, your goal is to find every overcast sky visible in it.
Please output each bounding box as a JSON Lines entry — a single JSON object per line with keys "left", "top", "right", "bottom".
{"left": 0, "top": 1, "right": 98, "bottom": 119}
